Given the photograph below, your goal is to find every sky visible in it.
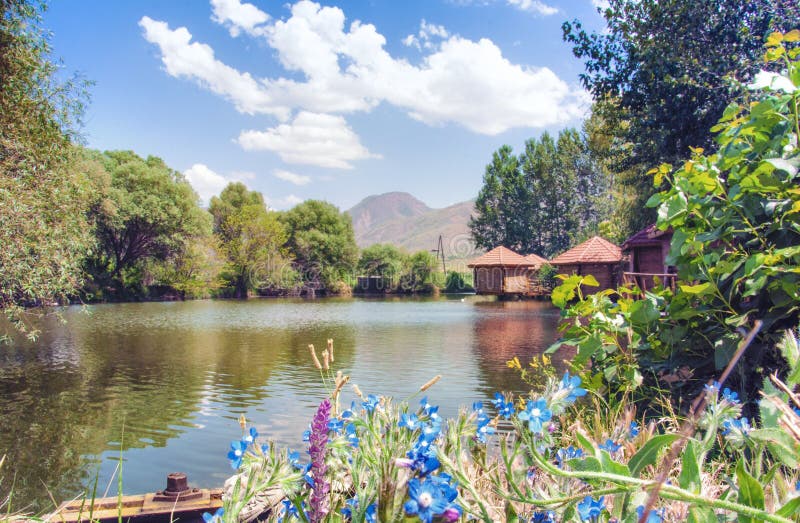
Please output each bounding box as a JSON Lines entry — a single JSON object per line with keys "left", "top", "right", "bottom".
{"left": 45, "top": 0, "right": 608, "bottom": 211}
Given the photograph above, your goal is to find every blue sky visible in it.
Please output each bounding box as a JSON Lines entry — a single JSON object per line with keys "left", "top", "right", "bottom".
{"left": 45, "top": 0, "right": 607, "bottom": 210}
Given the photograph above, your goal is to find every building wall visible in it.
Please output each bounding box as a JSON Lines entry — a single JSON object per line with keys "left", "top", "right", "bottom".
{"left": 553, "top": 263, "right": 618, "bottom": 293}
{"left": 474, "top": 267, "right": 504, "bottom": 294}
{"left": 633, "top": 245, "right": 665, "bottom": 274}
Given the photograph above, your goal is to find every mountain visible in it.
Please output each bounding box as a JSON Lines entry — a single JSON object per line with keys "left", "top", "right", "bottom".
{"left": 347, "top": 192, "right": 480, "bottom": 262}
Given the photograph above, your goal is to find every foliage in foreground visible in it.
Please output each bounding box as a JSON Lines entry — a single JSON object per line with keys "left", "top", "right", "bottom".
{"left": 550, "top": 33, "right": 800, "bottom": 405}
{"left": 209, "top": 330, "right": 800, "bottom": 523}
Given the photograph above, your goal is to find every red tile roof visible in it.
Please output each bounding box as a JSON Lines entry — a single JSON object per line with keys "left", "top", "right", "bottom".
{"left": 621, "top": 224, "right": 672, "bottom": 250}
{"left": 550, "top": 236, "right": 622, "bottom": 265}
{"left": 468, "top": 246, "right": 532, "bottom": 267}
{"left": 523, "top": 253, "right": 548, "bottom": 268}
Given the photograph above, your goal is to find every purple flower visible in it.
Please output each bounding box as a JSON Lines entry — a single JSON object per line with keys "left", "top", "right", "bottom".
{"left": 308, "top": 399, "right": 332, "bottom": 523}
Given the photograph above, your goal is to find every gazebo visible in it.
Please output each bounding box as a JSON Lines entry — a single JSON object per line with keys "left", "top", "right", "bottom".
{"left": 621, "top": 225, "right": 675, "bottom": 291}
{"left": 550, "top": 236, "right": 622, "bottom": 293}
{"left": 468, "top": 246, "right": 544, "bottom": 296}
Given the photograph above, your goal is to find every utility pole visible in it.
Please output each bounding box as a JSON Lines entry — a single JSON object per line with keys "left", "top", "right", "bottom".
{"left": 431, "top": 234, "right": 447, "bottom": 274}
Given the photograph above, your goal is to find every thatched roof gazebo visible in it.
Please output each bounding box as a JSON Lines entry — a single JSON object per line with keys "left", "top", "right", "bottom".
{"left": 550, "top": 236, "right": 622, "bottom": 292}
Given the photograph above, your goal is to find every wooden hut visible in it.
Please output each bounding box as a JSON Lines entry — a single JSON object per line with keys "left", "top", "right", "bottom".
{"left": 621, "top": 225, "right": 675, "bottom": 291}
{"left": 468, "top": 246, "right": 542, "bottom": 296}
{"left": 550, "top": 236, "right": 622, "bottom": 293}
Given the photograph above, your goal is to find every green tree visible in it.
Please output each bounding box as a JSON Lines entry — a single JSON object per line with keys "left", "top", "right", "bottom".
{"left": 398, "top": 251, "right": 438, "bottom": 293}
{"left": 470, "top": 131, "right": 607, "bottom": 258}
{"left": 209, "top": 182, "right": 289, "bottom": 298}
{"left": 357, "top": 244, "right": 407, "bottom": 282}
{"left": 563, "top": 0, "right": 800, "bottom": 232}
{"left": 280, "top": 200, "right": 358, "bottom": 291}
{"left": 0, "top": 0, "right": 94, "bottom": 338}
{"left": 86, "top": 150, "right": 211, "bottom": 296}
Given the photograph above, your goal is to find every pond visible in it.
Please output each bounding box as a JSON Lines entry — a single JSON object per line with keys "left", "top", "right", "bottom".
{"left": 0, "top": 296, "right": 567, "bottom": 512}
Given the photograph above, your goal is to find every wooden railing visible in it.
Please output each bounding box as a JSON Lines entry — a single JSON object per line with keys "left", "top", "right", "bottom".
{"left": 622, "top": 272, "right": 677, "bottom": 293}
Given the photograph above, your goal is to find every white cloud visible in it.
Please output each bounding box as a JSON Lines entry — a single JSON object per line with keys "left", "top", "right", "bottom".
{"left": 506, "top": 0, "right": 558, "bottom": 15}
{"left": 403, "top": 19, "right": 450, "bottom": 50}
{"left": 266, "top": 194, "right": 304, "bottom": 209}
{"left": 238, "top": 111, "right": 381, "bottom": 169}
{"left": 141, "top": 0, "right": 588, "bottom": 142}
{"left": 210, "top": 0, "right": 270, "bottom": 37}
{"left": 139, "top": 16, "right": 290, "bottom": 118}
{"left": 273, "top": 169, "right": 311, "bottom": 185}
{"left": 184, "top": 163, "right": 233, "bottom": 205}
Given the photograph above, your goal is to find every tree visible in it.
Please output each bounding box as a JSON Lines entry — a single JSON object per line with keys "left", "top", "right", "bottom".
{"left": 563, "top": 0, "right": 800, "bottom": 232}
{"left": 209, "top": 182, "right": 289, "bottom": 298}
{"left": 357, "top": 244, "right": 407, "bottom": 283}
{"left": 470, "top": 131, "right": 608, "bottom": 258}
{"left": 398, "top": 251, "right": 438, "bottom": 293}
{"left": 0, "top": 0, "right": 94, "bottom": 338}
{"left": 86, "top": 150, "right": 211, "bottom": 296}
{"left": 280, "top": 200, "right": 358, "bottom": 291}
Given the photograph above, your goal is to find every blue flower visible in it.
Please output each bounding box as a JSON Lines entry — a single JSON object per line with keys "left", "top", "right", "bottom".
{"left": 242, "top": 427, "right": 258, "bottom": 444}
{"left": 722, "top": 417, "right": 751, "bottom": 437}
{"left": 722, "top": 388, "right": 740, "bottom": 404}
{"left": 491, "top": 392, "right": 515, "bottom": 419}
{"left": 328, "top": 417, "right": 344, "bottom": 434}
{"left": 475, "top": 414, "right": 495, "bottom": 443}
{"left": 704, "top": 381, "right": 720, "bottom": 395}
{"left": 362, "top": 394, "right": 380, "bottom": 413}
{"left": 576, "top": 495, "right": 604, "bottom": 522}
{"left": 628, "top": 421, "right": 640, "bottom": 439}
{"left": 227, "top": 440, "right": 248, "bottom": 470}
{"left": 599, "top": 439, "right": 621, "bottom": 453}
{"left": 636, "top": 506, "right": 664, "bottom": 523}
{"left": 278, "top": 500, "right": 301, "bottom": 523}
{"left": 420, "top": 397, "right": 440, "bottom": 419}
{"left": 399, "top": 412, "right": 421, "bottom": 430}
{"left": 531, "top": 511, "right": 556, "bottom": 523}
{"left": 202, "top": 508, "right": 224, "bottom": 523}
{"left": 345, "top": 423, "right": 359, "bottom": 448}
{"left": 518, "top": 398, "right": 552, "bottom": 433}
{"left": 561, "top": 372, "right": 587, "bottom": 403}
{"left": 556, "top": 445, "right": 584, "bottom": 468}
{"left": 404, "top": 478, "right": 450, "bottom": 523}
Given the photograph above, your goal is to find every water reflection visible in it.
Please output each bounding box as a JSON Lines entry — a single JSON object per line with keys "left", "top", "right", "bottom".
{"left": 0, "top": 297, "right": 561, "bottom": 512}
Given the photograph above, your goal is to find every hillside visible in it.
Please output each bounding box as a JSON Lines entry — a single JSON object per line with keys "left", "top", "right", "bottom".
{"left": 347, "top": 192, "right": 480, "bottom": 262}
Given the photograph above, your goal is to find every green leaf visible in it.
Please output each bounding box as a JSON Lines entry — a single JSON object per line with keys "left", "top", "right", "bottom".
{"left": 679, "top": 282, "right": 711, "bottom": 294}
{"left": 736, "top": 460, "right": 764, "bottom": 523}
{"left": 749, "top": 428, "right": 800, "bottom": 468}
{"left": 628, "top": 434, "right": 680, "bottom": 477}
{"left": 776, "top": 496, "right": 800, "bottom": 517}
{"left": 687, "top": 506, "right": 717, "bottom": 523}
{"left": 678, "top": 440, "right": 701, "bottom": 494}
{"left": 582, "top": 274, "right": 600, "bottom": 287}
{"left": 574, "top": 431, "right": 596, "bottom": 454}
{"left": 599, "top": 450, "right": 631, "bottom": 476}
{"left": 567, "top": 456, "right": 602, "bottom": 473}
{"left": 629, "top": 299, "right": 660, "bottom": 325}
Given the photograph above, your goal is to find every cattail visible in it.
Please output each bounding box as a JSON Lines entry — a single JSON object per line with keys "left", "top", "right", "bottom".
{"left": 238, "top": 413, "right": 247, "bottom": 431}
{"left": 327, "top": 339, "right": 334, "bottom": 362}
{"left": 309, "top": 344, "right": 322, "bottom": 369}
{"left": 420, "top": 375, "right": 442, "bottom": 392}
{"left": 333, "top": 374, "right": 350, "bottom": 396}
{"left": 321, "top": 349, "right": 330, "bottom": 370}
{"left": 352, "top": 384, "right": 365, "bottom": 399}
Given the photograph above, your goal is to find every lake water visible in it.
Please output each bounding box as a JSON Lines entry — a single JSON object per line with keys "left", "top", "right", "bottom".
{"left": 0, "top": 296, "right": 566, "bottom": 512}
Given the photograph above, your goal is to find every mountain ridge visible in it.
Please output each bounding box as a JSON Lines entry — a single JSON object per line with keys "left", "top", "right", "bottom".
{"left": 347, "top": 192, "right": 480, "bottom": 260}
